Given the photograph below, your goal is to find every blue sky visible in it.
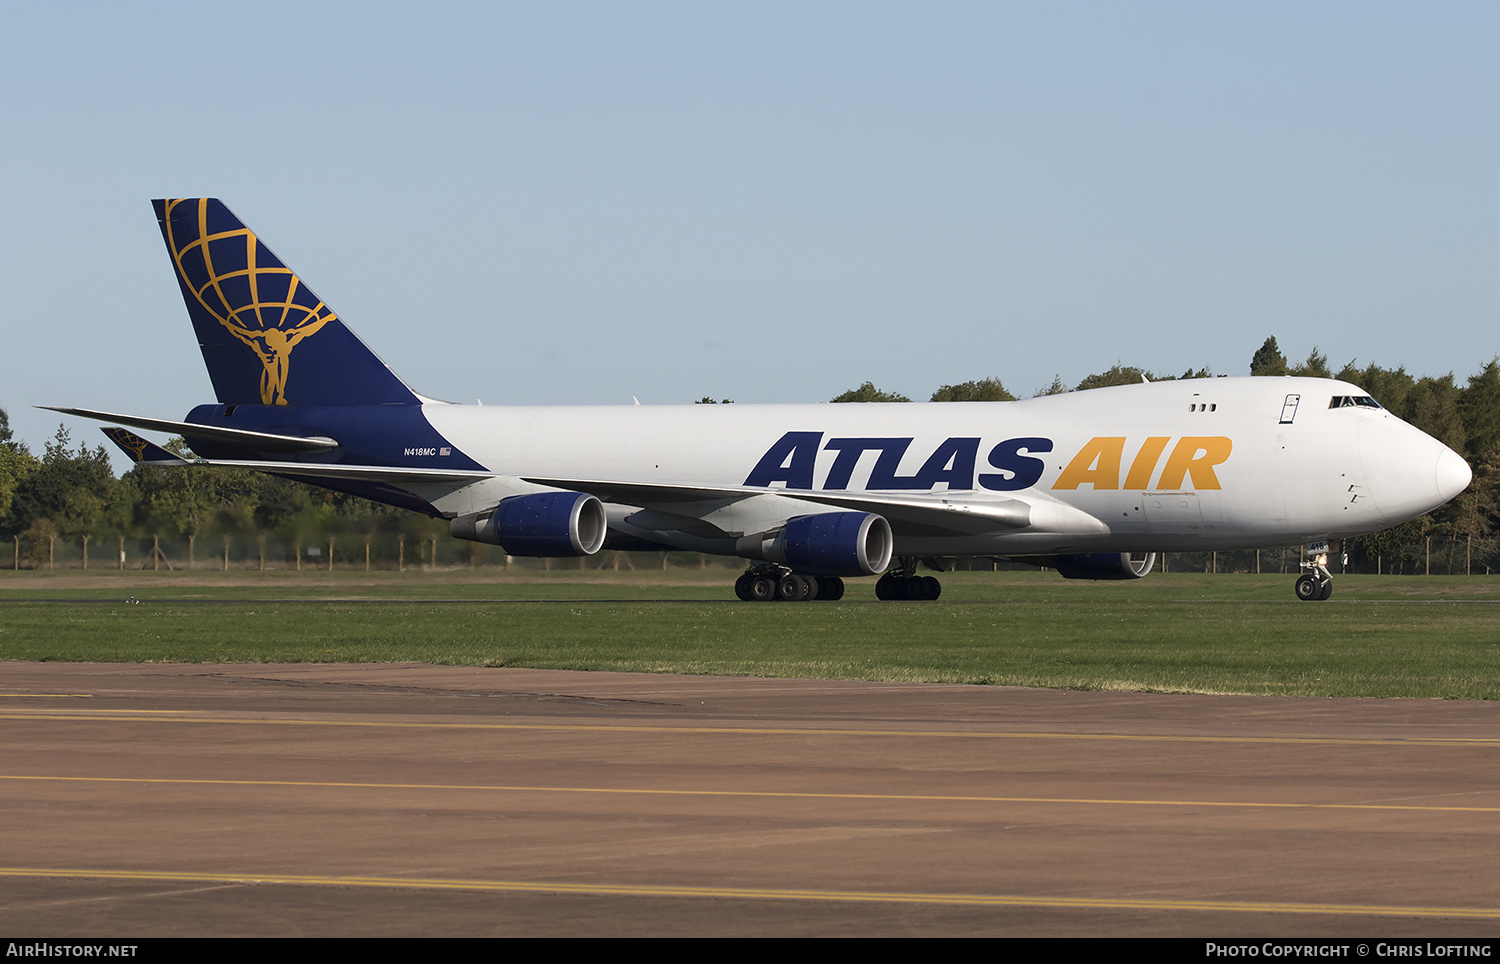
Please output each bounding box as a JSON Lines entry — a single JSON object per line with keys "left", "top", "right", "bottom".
{"left": 3, "top": 1, "right": 1496, "bottom": 461}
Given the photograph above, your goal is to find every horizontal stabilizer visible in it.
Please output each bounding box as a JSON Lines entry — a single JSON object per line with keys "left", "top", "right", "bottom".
{"left": 41, "top": 406, "right": 339, "bottom": 453}
{"left": 141, "top": 455, "right": 495, "bottom": 488}
{"left": 101, "top": 428, "right": 188, "bottom": 465}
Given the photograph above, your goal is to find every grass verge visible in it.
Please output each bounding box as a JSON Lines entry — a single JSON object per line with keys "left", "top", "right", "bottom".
{"left": 3, "top": 570, "right": 1498, "bottom": 698}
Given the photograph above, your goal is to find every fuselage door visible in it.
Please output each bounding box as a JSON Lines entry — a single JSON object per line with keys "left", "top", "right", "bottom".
{"left": 1279, "top": 394, "right": 1301, "bottom": 424}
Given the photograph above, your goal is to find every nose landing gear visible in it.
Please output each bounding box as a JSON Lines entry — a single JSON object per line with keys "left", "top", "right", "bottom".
{"left": 1295, "top": 571, "right": 1333, "bottom": 601}
{"left": 1295, "top": 543, "right": 1334, "bottom": 601}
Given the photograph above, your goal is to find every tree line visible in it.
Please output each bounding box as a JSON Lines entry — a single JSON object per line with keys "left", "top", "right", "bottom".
{"left": 0, "top": 414, "right": 454, "bottom": 570}
{"left": 3, "top": 337, "right": 1497, "bottom": 573}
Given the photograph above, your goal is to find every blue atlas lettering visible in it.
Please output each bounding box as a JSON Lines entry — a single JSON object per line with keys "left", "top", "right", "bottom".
{"left": 978, "top": 437, "right": 1052, "bottom": 491}
{"left": 907, "top": 437, "right": 980, "bottom": 490}
{"left": 748, "top": 432, "right": 1056, "bottom": 491}
{"left": 823, "top": 438, "right": 912, "bottom": 490}
{"left": 743, "top": 431, "right": 822, "bottom": 488}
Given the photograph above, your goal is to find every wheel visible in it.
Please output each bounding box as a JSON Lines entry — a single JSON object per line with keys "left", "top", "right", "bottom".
{"left": 778, "top": 573, "right": 811, "bottom": 601}
{"left": 816, "top": 576, "right": 845, "bottom": 601}
{"left": 750, "top": 575, "right": 777, "bottom": 601}
{"left": 734, "top": 573, "right": 754, "bottom": 601}
{"left": 1295, "top": 574, "right": 1321, "bottom": 601}
{"left": 909, "top": 576, "right": 941, "bottom": 601}
{"left": 875, "top": 572, "right": 901, "bottom": 600}
{"left": 1317, "top": 577, "right": 1333, "bottom": 601}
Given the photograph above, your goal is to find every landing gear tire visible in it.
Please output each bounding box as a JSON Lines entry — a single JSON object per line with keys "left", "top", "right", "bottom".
{"left": 1297, "top": 543, "right": 1336, "bottom": 602}
{"left": 1295, "top": 573, "right": 1334, "bottom": 602}
{"left": 738, "top": 568, "right": 842, "bottom": 602}
{"left": 876, "top": 566, "right": 942, "bottom": 602}
{"left": 778, "top": 573, "right": 817, "bottom": 602}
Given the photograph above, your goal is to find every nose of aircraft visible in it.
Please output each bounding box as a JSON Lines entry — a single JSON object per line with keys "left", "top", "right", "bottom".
{"left": 1436, "top": 444, "right": 1473, "bottom": 503}
{"left": 1359, "top": 418, "right": 1472, "bottom": 524}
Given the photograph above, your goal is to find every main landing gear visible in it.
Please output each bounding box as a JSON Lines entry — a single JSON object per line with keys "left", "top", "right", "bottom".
{"left": 874, "top": 558, "right": 942, "bottom": 601}
{"left": 734, "top": 566, "right": 845, "bottom": 602}
{"left": 731, "top": 558, "right": 944, "bottom": 602}
{"left": 1295, "top": 547, "right": 1334, "bottom": 602}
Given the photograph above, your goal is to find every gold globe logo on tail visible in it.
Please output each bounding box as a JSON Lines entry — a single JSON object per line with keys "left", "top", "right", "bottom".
{"left": 162, "top": 198, "right": 335, "bottom": 406}
{"left": 104, "top": 428, "right": 150, "bottom": 463}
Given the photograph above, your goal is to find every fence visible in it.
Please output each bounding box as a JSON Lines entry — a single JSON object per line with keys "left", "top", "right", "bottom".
{"left": 3, "top": 532, "right": 754, "bottom": 573}
{"left": 6, "top": 531, "right": 1496, "bottom": 575}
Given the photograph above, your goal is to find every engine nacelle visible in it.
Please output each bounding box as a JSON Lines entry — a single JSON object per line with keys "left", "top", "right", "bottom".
{"left": 449, "top": 491, "right": 607, "bottom": 556}
{"left": 769, "top": 511, "right": 893, "bottom": 577}
{"left": 1043, "top": 552, "right": 1157, "bottom": 580}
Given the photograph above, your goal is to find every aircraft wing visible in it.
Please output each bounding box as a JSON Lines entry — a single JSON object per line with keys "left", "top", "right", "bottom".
{"left": 96, "top": 425, "right": 1100, "bottom": 539}
{"left": 522, "top": 476, "right": 1099, "bottom": 536}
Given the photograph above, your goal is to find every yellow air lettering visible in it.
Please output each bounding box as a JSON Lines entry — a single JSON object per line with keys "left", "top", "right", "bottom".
{"left": 1155, "top": 436, "right": 1232, "bottom": 490}
{"left": 1052, "top": 437, "right": 1125, "bottom": 490}
{"left": 1123, "top": 436, "right": 1170, "bottom": 490}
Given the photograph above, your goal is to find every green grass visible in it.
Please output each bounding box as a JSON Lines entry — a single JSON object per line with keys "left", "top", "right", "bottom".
{"left": 3, "top": 570, "right": 1499, "bottom": 698}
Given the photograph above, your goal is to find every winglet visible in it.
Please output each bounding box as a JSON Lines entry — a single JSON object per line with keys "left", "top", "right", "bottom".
{"left": 101, "top": 428, "right": 189, "bottom": 466}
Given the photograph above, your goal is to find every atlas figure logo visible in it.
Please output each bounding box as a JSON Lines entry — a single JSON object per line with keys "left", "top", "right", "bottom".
{"left": 160, "top": 198, "right": 335, "bottom": 406}
{"left": 745, "top": 432, "right": 1233, "bottom": 492}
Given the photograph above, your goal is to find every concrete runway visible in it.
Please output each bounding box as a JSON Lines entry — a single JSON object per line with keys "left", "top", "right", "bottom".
{"left": 2, "top": 662, "right": 1498, "bottom": 937}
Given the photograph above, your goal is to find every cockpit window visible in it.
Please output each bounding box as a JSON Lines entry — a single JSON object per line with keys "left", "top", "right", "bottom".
{"left": 1328, "top": 395, "right": 1382, "bottom": 410}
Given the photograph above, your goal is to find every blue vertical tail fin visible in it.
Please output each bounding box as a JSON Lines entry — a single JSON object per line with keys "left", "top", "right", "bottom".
{"left": 154, "top": 198, "right": 419, "bottom": 407}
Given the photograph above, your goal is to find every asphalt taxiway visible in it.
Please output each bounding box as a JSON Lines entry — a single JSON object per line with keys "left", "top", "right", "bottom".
{"left": 2, "top": 662, "right": 1498, "bottom": 936}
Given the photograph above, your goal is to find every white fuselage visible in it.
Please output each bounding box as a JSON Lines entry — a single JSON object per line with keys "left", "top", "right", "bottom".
{"left": 419, "top": 376, "right": 1471, "bottom": 556}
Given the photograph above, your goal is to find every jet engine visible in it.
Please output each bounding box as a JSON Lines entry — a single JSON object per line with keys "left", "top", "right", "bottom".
{"left": 450, "top": 491, "right": 607, "bottom": 556}
{"left": 1029, "top": 552, "right": 1157, "bottom": 580}
{"left": 765, "top": 511, "right": 894, "bottom": 577}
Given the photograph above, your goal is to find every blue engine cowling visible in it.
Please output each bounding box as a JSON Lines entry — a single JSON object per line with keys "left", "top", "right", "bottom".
{"left": 450, "top": 491, "right": 607, "bottom": 556}
{"left": 776, "top": 512, "right": 893, "bottom": 577}
{"left": 1043, "top": 552, "right": 1157, "bottom": 580}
